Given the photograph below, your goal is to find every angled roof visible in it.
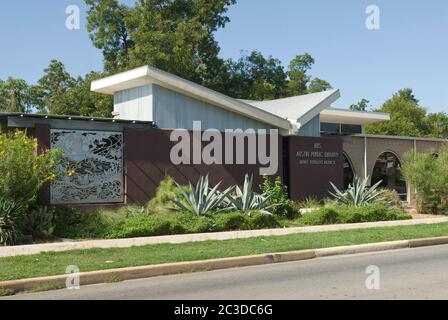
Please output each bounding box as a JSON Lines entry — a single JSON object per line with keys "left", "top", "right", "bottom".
{"left": 91, "top": 65, "right": 391, "bottom": 134}
{"left": 242, "top": 89, "right": 341, "bottom": 126}
{"left": 91, "top": 66, "right": 292, "bottom": 132}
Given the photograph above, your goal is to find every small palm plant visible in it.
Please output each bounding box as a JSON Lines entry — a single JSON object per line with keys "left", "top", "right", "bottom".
{"left": 171, "top": 175, "right": 233, "bottom": 216}
{"left": 329, "top": 175, "right": 386, "bottom": 207}
{"left": 226, "top": 174, "right": 275, "bottom": 214}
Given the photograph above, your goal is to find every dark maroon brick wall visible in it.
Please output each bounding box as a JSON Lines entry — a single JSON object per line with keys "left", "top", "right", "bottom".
{"left": 123, "top": 128, "right": 284, "bottom": 205}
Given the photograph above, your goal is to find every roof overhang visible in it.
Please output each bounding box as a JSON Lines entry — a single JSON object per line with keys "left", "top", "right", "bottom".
{"left": 320, "top": 108, "right": 390, "bottom": 125}
{"left": 296, "top": 90, "right": 341, "bottom": 126}
{"left": 91, "top": 66, "right": 292, "bottom": 132}
{"left": 245, "top": 89, "right": 341, "bottom": 130}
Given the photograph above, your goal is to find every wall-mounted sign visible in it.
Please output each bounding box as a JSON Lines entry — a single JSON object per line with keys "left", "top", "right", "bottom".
{"left": 296, "top": 143, "right": 340, "bottom": 166}
{"left": 288, "top": 136, "right": 343, "bottom": 201}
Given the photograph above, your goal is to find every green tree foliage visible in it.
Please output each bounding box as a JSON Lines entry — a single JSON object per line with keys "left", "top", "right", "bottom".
{"left": 366, "top": 89, "right": 429, "bottom": 137}
{"left": 85, "top": 1, "right": 331, "bottom": 100}
{"left": 67, "top": 72, "right": 114, "bottom": 117}
{"left": 0, "top": 78, "right": 32, "bottom": 113}
{"left": 85, "top": 0, "right": 134, "bottom": 73}
{"left": 350, "top": 98, "right": 370, "bottom": 112}
{"left": 31, "top": 60, "right": 113, "bottom": 117}
{"left": 307, "top": 78, "right": 332, "bottom": 94}
{"left": 425, "top": 112, "right": 448, "bottom": 139}
{"left": 287, "top": 53, "right": 316, "bottom": 96}
{"left": 222, "top": 51, "right": 332, "bottom": 100}
{"left": 223, "top": 50, "right": 287, "bottom": 100}
{"left": 85, "top": 0, "right": 235, "bottom": 88}
{"left": 32, "top": 60, "right": 76, "bottom": 114}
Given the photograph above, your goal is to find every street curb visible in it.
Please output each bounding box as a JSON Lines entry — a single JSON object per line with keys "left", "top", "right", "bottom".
{"left": 408, "top": 236, "right": 448, "bottom": 248}
{"left": 0, "top": 250, "right": 316, "bottom": 293}
{"left": 2, "top": 236, "right": 448, "bottom": 295}
{"left": 314, "top": 240, "right": 409, "bottom": 257}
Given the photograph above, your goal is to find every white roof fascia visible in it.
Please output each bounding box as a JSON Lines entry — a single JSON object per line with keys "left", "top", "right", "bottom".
{"left": 320, "top": 108, "right": 390, "bottom": 125}
{"left": 296, "top": 89, "right": 341, "bottom": 126}
{"left": 91, "top": 66, "right": 292, "bottom": 132}
{"left": 353, "top": 134, "right": 447, "bottom": 143}
{"left": 244, "top": 89, "right": 341, "bottom": 128}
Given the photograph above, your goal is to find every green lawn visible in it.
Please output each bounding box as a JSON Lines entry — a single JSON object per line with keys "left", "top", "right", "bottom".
{"left": 2, "top": 222, "right": 448, "bottom": 282}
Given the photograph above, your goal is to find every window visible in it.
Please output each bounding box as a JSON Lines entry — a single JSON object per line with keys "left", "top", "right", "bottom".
{"left": 321, "top": 123, "right": 362, "bottom": 136}
{"left": 343, "top": 153, "right": 355, "bottom": 189}
{"left": 320, "top": 123, "right": 340, "bottom": 135}
{"left": 371, "top": 152, "right": 407, "bottom": 201}
{"left": 341, "top": 124, "right": 362, "bottom": 135}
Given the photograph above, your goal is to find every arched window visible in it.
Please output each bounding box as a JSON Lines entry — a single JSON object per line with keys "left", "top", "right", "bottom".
{"left": 371, "top": 152, "right": 407, "bottom": 201}
{"left": 343, "top": 153, "right": 355, "bottom": 189}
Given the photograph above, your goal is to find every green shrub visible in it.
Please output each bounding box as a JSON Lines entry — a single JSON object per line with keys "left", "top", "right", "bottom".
{"left": 296, "top": 197, "right": 321, "bottom": 209}
{"left": 261, "top": 176, "right": 297, "bottom": 218}
{"left": 20, "top": 206, "right": 55, "bottom": 241}
{"left": 213, "top": 211, "right": 249, "bottom": 231}
{"left": 402, "top": 148, "right": 448, "bottom": 214}
{"left": 121, "top": 206, "right": 147, "bottom": 218}
{"left": 105, "top": 214, "right": 172, "bottom": 239}
{"left": 298, "top": 207, "right": 339, "bottom": 225}
{"left": 53, "top": 207, "right": 110, "bottom": 239}
{"left": 246, "top": 211, "right": 281, "bottom": 230}
{"left": 0, "top": 130, "right": 61, "bottom": 205}
{"left": 298, "top": 204, "right": 411, "bottom": 226}
{"left": 147, "top": 176, "right": 185, "bottom": 213}
{"left": 169, "top": 212, "right": 216, "bottom": 234}
{"left": 381, "top": 189, "right": 405, "bottom": 210}
{"left": 0, "top": 198, "right": 24, "bottom": 246}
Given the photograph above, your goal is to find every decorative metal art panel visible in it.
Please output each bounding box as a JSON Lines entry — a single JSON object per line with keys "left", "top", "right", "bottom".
{"left": 50, "top": 129, "right": 124, "bottom": 204}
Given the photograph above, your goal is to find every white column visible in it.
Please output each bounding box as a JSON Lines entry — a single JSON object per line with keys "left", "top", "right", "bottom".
{"left": 364, "top": 136, "right": 368, "bottom": 179}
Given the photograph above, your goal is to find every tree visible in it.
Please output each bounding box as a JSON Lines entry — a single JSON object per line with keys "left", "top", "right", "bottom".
{"left": 308, "top": 78, "right": 332, "bottom": 94}
{"left": 31, "top": 60, "right": 113, "bottom": 117}
{"left": 425, "top": 112, "right": 448, "bottom": 139}
{"left": 85, "top": 0, "right": 236, "bottom": 86}
{"left": 85, "top": 1, "right": 331, "bottom": 100}
{"left": 0, "top": 78, "right": 32, "bottom": 113}
{"left": 67, "top": 72, "right": 114, "bottom": 117}
{"left": 33, "top": 60, "right": 76, "bottom": 114}
{"left": 223, "top": 50, "right": 287, "bottom": 100}
{"left": 366, "top": 89, "right": 428, "bottom": 137}
{"left": 350, "top": 98, "right": 371, "bottom": 112}
{"left": 85, "top": 0, "right": 134, "bottom": 73}
{"left": 286, "top": 53, "right": 315, "bottom": 96}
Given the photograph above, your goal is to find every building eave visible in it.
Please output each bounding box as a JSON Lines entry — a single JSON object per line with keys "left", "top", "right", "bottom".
{"left": 320, "top": 108, "right": 390, "bottom": 125}
{"left": 296, "top": 90, "right": 341, "bottom": 126}
{"left": 352, "top": 133, "right": 448, "bottom": 143}
{"left": 0, "top": 112, "right": 157, "bottom": 126}
{"left": 91, "top": 66, "right": 292, "bottom": 132}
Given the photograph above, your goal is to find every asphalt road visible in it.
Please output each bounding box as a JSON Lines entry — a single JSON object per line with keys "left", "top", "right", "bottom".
{"left": 5, "top": 244, "right": 448, "bottom": 300}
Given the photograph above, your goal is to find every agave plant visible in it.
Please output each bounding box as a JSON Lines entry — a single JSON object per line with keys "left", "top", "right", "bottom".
{"left": 170, "top": 175, "right": 233, "bottom": 216}
{"left": 20, "top": 206, "right": 55, "bottom": 240}
{"left": 225, "top": 174, "right": 274, "bottom": 214}
{"left": 329, "top": 175, "right": 386, "bottom": 207}
{"left": 0, "top": 198, "right": 23, "bottom": 246}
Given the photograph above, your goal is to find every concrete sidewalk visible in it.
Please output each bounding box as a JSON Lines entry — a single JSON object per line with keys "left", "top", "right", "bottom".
{"left": 1, "top": 217, "right": 448, "bottom": 258}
